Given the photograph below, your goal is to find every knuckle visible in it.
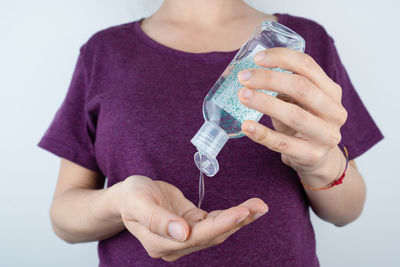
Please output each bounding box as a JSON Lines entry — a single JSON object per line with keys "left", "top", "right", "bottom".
{"left": 146, "top": 207, "right": 159, "bottom": 234}
{"left": 334, "top": 131, "right": 342, "bottom": 145}
{"left": 164, "top": 182, "right": 184, "bottom": 197}
{"left": 292, "top": 75, "right": 311, "bottom": 98}
{"left": 123, "top": 175, "right": 141, "bottom": 189}
{"left": 328, "top": 131, "right": 342, "bottom": 146}
{"left": 337, "top": 107, "right": 348, "bottom": 125}
{"left": 272, "top": 138, "right": 289, "bottom": 152}
{"left": 289, "top": 106, "right": 307, "bottom": 127}
{"left": 334, "top": 84, "right": 343, "bottom": 98}
{"left": 126, "top": 175, "right": 145, "bottom": 184}
{"left": 254, "top": 129, "right": 268, "bottom": 144}
{"left": 308, "top": 149, "right": 325, "bottom": 165}
{"left": 302, "top": 53, "right": 316, "bottom": 69}
{"left": 263, "top": 68, "right": 273, "bottom": 84}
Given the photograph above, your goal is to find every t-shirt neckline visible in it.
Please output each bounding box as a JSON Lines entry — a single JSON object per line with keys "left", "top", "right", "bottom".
{"left": 133, "top": 13, "right": 286, "bottom": 62}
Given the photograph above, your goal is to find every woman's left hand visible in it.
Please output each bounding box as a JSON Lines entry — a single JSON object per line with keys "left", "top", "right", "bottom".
{"left": 237, "top": 48, "right": 348, "bottom": 187}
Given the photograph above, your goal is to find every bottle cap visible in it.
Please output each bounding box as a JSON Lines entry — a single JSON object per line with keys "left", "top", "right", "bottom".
{"left": 191, "top": 121, "right": 229, "bottom": 177}
{"left": 193, "top": 151, "right": 219, "bottom": 177}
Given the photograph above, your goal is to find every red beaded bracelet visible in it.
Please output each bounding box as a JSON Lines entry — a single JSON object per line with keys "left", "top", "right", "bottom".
{"left": 299, "top": 143, "right": 349, "bottom": 191}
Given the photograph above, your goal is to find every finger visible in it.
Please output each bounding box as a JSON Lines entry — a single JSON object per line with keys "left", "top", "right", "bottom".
{"left": 127, "top": 220, "right": 188, "bottom": 259}
{"left": 238, "top": 68, "right": 344, "bottom": 123}
{"left": 129, "top": 191, "right": 190, "bottom": 241}
{"left": 163, "top": 203, "right": 260, "bottom": 262}
{"left": 206, "top": 209, "right": 224, "bottom": 218}
{"left": 253, "top": 47, "right": 341, "bottom": 100}
{"left": 238, "top": 198, "right": 269, "bottom": 222}
{"left": 238, "top": 87, "right": 341, "bottom": 145}
{"left": 216, "top": 198, "right": 268, "bottom": 241}
{"left": 271, "top": 117, "right": 295, "bottom": 136}
{"left": 241, "top": 120, "right": 329, "bottom": 165}
{"left": 187, "top": 206, "right": 250, "bottom": 246}
{"left": 189, "top": 199, "right": 268, "bottom": 255}
{"left": 130, "top": 206, "right": 249, "bottom": 260}
{"left": 126, "top": 213, "right": 217, "bottom": 259}
{"left": 161, "top": 242, "right": 211, "bottom": 262}
{"left": 197, "top": 199, "right": 268, "bottom": 245}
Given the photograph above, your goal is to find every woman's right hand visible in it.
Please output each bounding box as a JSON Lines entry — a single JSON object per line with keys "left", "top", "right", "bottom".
{"left": 119, "top": 175, "right": 268, "bottom": 262}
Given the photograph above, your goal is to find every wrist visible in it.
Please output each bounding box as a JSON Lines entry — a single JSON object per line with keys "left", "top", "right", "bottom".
{"left": 297, "top": 146, "right": 346, "bottom": 188}
{"left": 88, "top": 182, "right": 124, "bottom": 225}
{"left": 107, "top": 181, "right": 124, "bottom": 223}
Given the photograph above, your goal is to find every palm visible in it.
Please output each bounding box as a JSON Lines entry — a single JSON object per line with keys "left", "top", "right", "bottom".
{"left": 120, "top": 175, "right": 268, "bottom": 261}
{"left": 141, "top": 179, "right": 234, "bottom": 230}
{"left": 150, "top": 180, "right": 208, "bottom": 227}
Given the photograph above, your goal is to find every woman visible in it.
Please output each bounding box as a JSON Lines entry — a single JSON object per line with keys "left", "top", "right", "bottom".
{"left": 38, "top": 0, "right": 383, "bottom": 266}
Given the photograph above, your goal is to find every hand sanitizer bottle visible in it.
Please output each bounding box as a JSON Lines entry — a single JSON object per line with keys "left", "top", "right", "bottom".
{"left": 191, "top": 21, "right": 305, "bottom": 177}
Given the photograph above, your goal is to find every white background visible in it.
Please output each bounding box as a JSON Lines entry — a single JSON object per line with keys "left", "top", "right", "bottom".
{"left": 0, "top": 0, "right": 399, "bottom": 266}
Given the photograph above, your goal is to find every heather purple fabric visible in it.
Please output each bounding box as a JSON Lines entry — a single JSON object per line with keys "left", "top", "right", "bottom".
{"left": 38, "top": 13, "right": 383, "bottom": 266}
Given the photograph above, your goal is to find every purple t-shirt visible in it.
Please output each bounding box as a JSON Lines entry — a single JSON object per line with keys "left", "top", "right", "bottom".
{"left": 38, "top": 13, "right": 383, "bottom": 266}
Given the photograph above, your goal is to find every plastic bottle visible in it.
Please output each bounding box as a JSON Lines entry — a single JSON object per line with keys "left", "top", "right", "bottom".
{"left": 191, "top": 21, "right": 306, "bottom": 177}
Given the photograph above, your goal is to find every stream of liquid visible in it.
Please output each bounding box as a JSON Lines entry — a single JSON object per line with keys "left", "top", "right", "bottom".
{"left": 197, "top": 154, "right": 205, "bottom": 209}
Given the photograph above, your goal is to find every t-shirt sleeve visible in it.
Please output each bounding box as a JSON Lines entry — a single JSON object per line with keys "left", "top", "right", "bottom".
{"left": 37, "top": 45, "right": 101, "bottom": 172}
{"left": 327, "top": 37, "right": 383, "bottom": 160}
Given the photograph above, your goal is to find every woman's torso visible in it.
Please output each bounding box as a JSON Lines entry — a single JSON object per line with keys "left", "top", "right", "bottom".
{"left": 82, "top": 13, "right": 322, "bottom": 266}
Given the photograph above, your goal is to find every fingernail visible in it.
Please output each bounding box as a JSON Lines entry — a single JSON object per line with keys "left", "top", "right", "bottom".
{"left": 240, "top": 87, "right": 253, "bottom": 99}
{"left": 238, "top": 70, "right": 252, "bottom": 81}
{"left": 254, "top": 52, "right": 266, "bottom": 63}
{"left": 236, "top": 213, "right": 249, "bottom": 224}
{"left": 245, "top": 123, "right": 255, "bottom": 133}
{"left": 253, "top": 211, "right": 267, "bottom": 220}
{"left": 168, "top": 221, "right": 186, "bottom": 241}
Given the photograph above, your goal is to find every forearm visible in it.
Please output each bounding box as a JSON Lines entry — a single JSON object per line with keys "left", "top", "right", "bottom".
{"left": 300, "top": 148, "right": 366, "bottom": 226}
{"left": 50, "top": 181, "right": 125, "bottom": 243}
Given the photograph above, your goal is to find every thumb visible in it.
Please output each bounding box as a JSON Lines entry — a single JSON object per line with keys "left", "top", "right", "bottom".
{"left": 131, "top": 192, "right": 190, "bottom": 241}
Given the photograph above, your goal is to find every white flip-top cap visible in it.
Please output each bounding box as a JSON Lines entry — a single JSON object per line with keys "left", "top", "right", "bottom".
{"left": 191, "top": 121, "right": 229, "bottom": 177}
